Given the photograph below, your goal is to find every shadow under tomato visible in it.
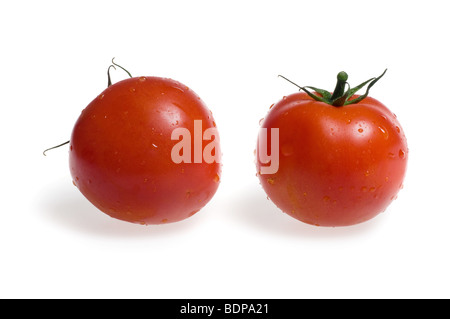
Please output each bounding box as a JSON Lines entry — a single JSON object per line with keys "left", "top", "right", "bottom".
{"left": 37, "top": 178, "right": 203, "bottom": 238}
{"left": 228, "top": 181, "right": 385, "bottom": 239}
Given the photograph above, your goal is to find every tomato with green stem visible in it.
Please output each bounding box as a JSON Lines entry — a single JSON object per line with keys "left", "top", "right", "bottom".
{"left": 256, "top": 70, "right": 408, "bottom": 227}
{"left": 47, "top": 59, "right": 221, "bottom": 225}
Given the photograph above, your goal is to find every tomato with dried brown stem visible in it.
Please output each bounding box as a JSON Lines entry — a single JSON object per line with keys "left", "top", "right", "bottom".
{"left": 48, "top": 59, "right": 222, "bottom": 225}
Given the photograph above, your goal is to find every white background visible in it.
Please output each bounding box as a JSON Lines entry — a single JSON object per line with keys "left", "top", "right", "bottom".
{"left": 1, "top": 0, "right": 449, "bottom": 299}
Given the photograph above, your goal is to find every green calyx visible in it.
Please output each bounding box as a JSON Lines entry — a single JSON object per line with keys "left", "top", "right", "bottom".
{"left": 279, "top": 69, "right": 387, "bottom": 107}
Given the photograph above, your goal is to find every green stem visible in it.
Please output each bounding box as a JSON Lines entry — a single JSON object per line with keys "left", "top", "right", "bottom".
{"left": 330, "top": 71, "right": 348, "bottom": 101}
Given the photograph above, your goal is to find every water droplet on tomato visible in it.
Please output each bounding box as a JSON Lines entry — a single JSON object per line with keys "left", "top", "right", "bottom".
{"left": 139, "top": 76, "right": 146, "bottom": 82}
{"left": 213, "top": 174, "right": 220, "bottom": 183}
{"left": 129, "top": 87, "right": 136, "bottom": 92}
{"left": 378, "top": 125, "right": 389, "bottom": 139}
{"left": 369, "top": 187, "right": 376, "bottom": 192}
{"left": 161, "top": 219, "right": 168, "bottom": 223}
{"left": 152, "top": 143, "right": 158, "bottom": 148}
{"left": 358, "top": 128, "right": 364, "bottom": 133}
{"left": 172, "top": 86, "right": 184, "bottom": 93}
{"left": 98, "top": 94, "right": 104, "bottom": 100}
{"left": 388, "top": 152, "right": 395, "bottom": 158}
{"left": 396, "top": 126, "right": 401, "bottom": 133}
{"left": 267, "top": 178, "right": 275, "bottom": 185}
{"left": 361, "top": 186, "right": 368, "bottom": 192}
{"left": 399, "top": 149, "right": 406, "bottom": 159}
{"left": 269, "top": 103, "right": 274, "bottom": 109}
{"left": 323, "top": 195, "right": 330, "bottom": 202}
{"left": 281, "top": 143, "right": 294, "bottom": 156}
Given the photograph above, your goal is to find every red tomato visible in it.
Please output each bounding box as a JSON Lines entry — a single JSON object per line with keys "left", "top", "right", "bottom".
{"left": 256, "top": 71, "right": 408, "bottom": 227}
{"left": 69, "top": 75, "right": 221, "bottom": 225}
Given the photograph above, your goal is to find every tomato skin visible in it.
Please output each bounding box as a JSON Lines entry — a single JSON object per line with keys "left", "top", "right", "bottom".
{"left": 69, "top": 76, "right": 221, "bottom": 225}
{"left": 256, "top": 92, "right": 408, "bottom": 227}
